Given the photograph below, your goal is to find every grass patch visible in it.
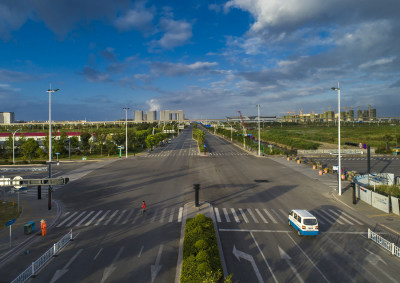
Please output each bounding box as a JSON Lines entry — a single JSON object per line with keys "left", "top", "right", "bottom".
{"left": 367, "top": 185, "right": 400, "bottom": 198}
{"left": 0, "top": 201, "right": 22, "bottom": 231}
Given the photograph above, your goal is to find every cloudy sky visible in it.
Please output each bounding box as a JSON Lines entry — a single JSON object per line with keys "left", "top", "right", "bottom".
{"left": 1, "top": 0, "right": 399, "bottom": 121}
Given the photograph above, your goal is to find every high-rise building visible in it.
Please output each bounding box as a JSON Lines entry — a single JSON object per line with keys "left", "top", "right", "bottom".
{"left": 160, "top": 110, "right": 184, "bottom": 121}
{"left": 0, "top": 112, "right": 15, "bottom": 124}
{"left": 134, "top": 110, "right": 144, "bottom": 122}
{"left": 147, "top": 111, "right": 157, "bottom": 122}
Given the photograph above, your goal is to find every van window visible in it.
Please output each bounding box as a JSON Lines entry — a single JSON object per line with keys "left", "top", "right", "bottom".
{"left": 297, "top": 216, "right": 302, "bottom": 223}
{"left": 294, "top": 213, "right": 297, "bottom": 219}
{"left": 304, "top": 218, "right": 317, "bottom": 225}
{"left": 290, "top": 211, "right": 293, "bottom": 216}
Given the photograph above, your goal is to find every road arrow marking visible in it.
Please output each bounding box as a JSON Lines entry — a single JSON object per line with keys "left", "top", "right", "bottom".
{"left": 50, "top": 249, "right": 83, "bottom": 283}
{"left": 232, "top": 245, "right": 263, "bottom": 283}
{"left": 151, "top": 245, "right": 164, "bottom": 282}
{"left": 364, "top": 248, "right": 387, "bottom": 265}
{"left": 101, "top": 246, "right": 124, "bottom": 283}
{"left": 278, "top": 246, "right": 304, "bottom": 283}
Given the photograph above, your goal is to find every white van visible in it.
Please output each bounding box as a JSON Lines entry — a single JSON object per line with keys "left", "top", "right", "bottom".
{"left": 288, "top": 209, "right": 319, "bottom": 236}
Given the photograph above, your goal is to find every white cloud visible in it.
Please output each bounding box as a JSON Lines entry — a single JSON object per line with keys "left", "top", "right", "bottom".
{"left": 114, "top": 6, "right": 155, "bottom": 33}
{"left": 146, "top": 98, "right": 161, "bottom": 111}
{"left": 359, "top": 56, "right": 396, "bottom": 69}
{"left": 157, "top": 18, "right": 192, "bottom": 49}
{"left": 151, "top": 61, "right": 218, "bottom": 77}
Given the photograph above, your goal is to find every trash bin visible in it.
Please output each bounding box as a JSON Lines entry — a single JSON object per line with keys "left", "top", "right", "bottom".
{"left": 24, "top": 221, "right": 35, "bottom": 235}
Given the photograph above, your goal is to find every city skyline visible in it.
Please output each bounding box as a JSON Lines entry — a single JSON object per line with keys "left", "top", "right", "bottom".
{"left": 0, "top": 0, "right": 399, "bottom": 121}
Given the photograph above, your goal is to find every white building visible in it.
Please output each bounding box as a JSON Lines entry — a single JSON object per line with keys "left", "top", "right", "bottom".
{"left": 0, "top": 112, "right": 15, "bottom": 124}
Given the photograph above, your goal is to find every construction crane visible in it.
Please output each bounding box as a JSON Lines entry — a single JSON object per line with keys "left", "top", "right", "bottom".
{"left": 238, "top": 111, "right": 247, "bottom": 148}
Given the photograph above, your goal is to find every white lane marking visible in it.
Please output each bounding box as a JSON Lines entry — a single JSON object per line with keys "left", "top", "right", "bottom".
{"left": 337, "top": 210, "right": 364, "bottom": 225}
{"left": 104, "top": 210, "right": 119, "bottom": 225}
{"left": 328, "top": 209, "right": 354, "bottom": 225}
{"left": 312, "top": 211, "right": 334, "bottom": 225}
{"left": 77, "top": 211, "right": 94, "bottom": 226}
{"left": 278, "top": 246, "right": 304, "bottom": 283}
{"left": 94, "top": 248, "right": 103, "bottom": 260}
{"left": 95, "top": 210, "right": 110, "bottom": 226}
{"left": 66, "top": 211, "right": 86, "bottom": 227}
{"left": 178, "top": 207, "right": 183, "bottom": 222}
{"left": 86, "top": 210, "right": 103, "bottom": 226}
{"left": 271, "top": 209, "right": 284, "bottom": 222}
{"left": 255, "top": 209, "right": 268, "bottom": 223}
{"left": 132, "top": 211, "right": 141, "bottom": 224}
{"left": 319, "top": 210, "right": 344, "bottom": 225}
{"left": 279, "top": 209, "right": 288, "bottom": 219}
{"left": 311, "top": 212, "right": 326, "bottom": 224}
{"left": 214, "top": 208, "right": 221, "bottom": 222}
{"left": 57, "top": 212, "right": 78, "bottom": 227}
{"left": 287, "top": 233, "right": 330, "bottom": 283}
{"left": 231, "top": 208, "right": 240, "bottom": 223}
{"left": 222, "top": 208, "right": 231, "bottom": 223}
{"left": 159, "top": 208, "right": 167, "bottom": 223}
{"left": 122, "top": 209, "right": 134, "bottom": 224}
{"left": 101, "top": 247, "right": 124, "bottom": 283}
{"left": 169, "top": 208, "right": 175, "bottom": 222}
{"left": 138, "top": 246, "right": 144, "bottom": 258}
{"left": 250, "top": 232, "right": 278, "bottom": 283}
{"left": 151, "top": 208, "right": 159, "bottom": 223}
{"left": 114, "top": 209, "right": 127, "bottom": 225}
{"left": 232, "top": 245, "right": 264, "bottom": 283}
{"left": 263, "top": 209, "right": 277, "bottom": 223}
{"left": 247, "top": 209, "right": 259, "bottom": 223}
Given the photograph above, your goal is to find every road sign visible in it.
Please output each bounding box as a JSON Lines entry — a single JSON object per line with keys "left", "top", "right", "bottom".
{"left": 13, "top": 176, "right": 23, "bottom": 189}
{"left": 118, "top": 146, "right": 125, "bottom": 149}
{"left": 6, "top": 219, "right": 16, "bottom": 227}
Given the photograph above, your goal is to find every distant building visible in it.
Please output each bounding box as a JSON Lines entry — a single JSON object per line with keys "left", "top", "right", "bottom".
{"left": 0, "top": 112, "right": 15, "bottom": 124}
{"left": 147, "top": 111, "right": 157, "bottom": 122}
{"left": 226, "top": 116, "right": 276, "bottom": 122}
{"left": 160, "top": 110, "right": 184, "bottom": 121}
{"left": 134, "top": 110, "right": 144, "bottom": 122}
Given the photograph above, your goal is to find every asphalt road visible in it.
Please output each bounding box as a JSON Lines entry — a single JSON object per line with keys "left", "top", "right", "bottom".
{"left": 3, "top": 126, "right": 400, "bottom": 282}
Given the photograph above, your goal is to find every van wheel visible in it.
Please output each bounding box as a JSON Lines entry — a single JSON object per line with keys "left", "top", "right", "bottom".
{"left": 297, "top": 230, "right": 302, "bottom": 237}
{"left": 288, "top": 221, "right": 291, "bottom": 226}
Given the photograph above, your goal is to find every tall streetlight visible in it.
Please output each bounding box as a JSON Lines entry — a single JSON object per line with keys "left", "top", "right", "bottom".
{"left": 257, "top": 104, "right": 261, "bottom": 156}
{"left": 123, "top": 107, "right": 130, "bottom": 158}
{"left": 7, "top": 129, "right": 21, "bottom": 164}
{"left": 331, "top": 83, "right": 341, "bottom": 196}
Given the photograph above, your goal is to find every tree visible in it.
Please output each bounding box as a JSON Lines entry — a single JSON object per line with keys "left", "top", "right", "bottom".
{"left": 53, "top": 132, "right": 68, "bottom": 156}
{"left": 21, "top": 138, "right": 39, "bottom": 161}
{"left": 383, "top": 134, "right": 393, "bottom": 151}
{"left": 145, "top": 135, "right": 156, "bottom": 150}
{"left": 94, "top": 129, "right": 108, "bottom": 156}
{"left": 80, "top": 132, "right": 92, "bottom": 154}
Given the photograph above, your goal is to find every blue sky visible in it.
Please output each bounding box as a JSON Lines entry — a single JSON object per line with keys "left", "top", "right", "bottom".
{"left": 1, "top": 0, "right": 399, "bottom": 121}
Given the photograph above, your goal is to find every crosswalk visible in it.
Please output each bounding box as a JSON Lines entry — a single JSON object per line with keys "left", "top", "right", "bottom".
{"left": 145, "top": 152, "right": 250, "bottom": 158}
{"left": 55, "top": 206, "right": 364, "bottom": 228}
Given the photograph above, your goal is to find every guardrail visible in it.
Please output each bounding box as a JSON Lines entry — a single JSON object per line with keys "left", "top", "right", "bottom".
{"left": 0, "top": 167, "right": 48, "bottom": 172}
{"left": 11, "top": 229, "right": 73, "bottom": 283}
{"left": 368, "top": 228, "right": 400, "bottom": 257}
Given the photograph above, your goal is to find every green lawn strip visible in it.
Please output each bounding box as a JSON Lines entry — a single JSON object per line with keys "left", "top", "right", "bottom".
{"left": 0, "top": 201, "right": 22, "bottom": 231}
{"left": 181, "top": 214, "right": 230, "bottom": 283}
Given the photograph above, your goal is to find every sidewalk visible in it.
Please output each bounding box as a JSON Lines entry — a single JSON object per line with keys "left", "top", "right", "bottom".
{"left": 271, "top": 156, "right": 400, "bottom": 236}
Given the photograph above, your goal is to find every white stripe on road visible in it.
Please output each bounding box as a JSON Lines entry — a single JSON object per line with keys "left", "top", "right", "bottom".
{"left": 104, "top": 210, "right": 119, "bottom": 225}
{"left": 271, "top": 209, "right": 284, "bottom": 222}
{"left": 66, "top": 211, "right": 86, "bottom": 227}
{"left": 151, "top": 208, "right": 159, "bottom": 223}
{"left": 86, "top": 210, "right": 103, "bottom": 226}
{"left": 319, "top": 210, "right": 344, "bottom": 225}
{"left": 114, "top": 209, "right": 127, "bottom": 225}
{"left": 169, "top": 208, "right": 175, "bottom": 222}
{"left": 263, "top": 209, "right": 277, "bottom": 223}
{"left": 178, "top": 207, "right": 183, "bottom": 222}
{"left": 247, "top": 209, "right": 259, "bottom": 223}
{"left": 77, "top": 211, "right": 95, "bottom": 226}
{"left": 214, "top": 208, "right": 221, "bottom": 222}
{"left": 337, "top": 210, "right": 364, "bottom": 225}
{"left": 57, "top": 212, "right": 78, "bottom": 227}
{"left": 95, "top": 210, "right": 110, "bottom": 226}
{"left": 328, "top": 209, "right": 354, "bottom": 225}
{"left": 222, "top": 208, "right": 231, "bottom": 223}
{"left": 122, "top": 209, "right": 134, "bottom": 224}
{"left": 231, "top": 208, "right": 240, "bottom": 223}
{"left": 313, "top": 211, "right": 334, "bottom": 225}
{"left": 255, "top": 209, "right": 268, "bottom": 223}
{"left": 160, "top": 208, "right": 167, "bottom": 223}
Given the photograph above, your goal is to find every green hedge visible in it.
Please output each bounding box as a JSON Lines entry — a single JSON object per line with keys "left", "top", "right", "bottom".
{"left": 181, "top": 214, "right": 226, "bottom": 282}
{"left": 367, "top": 185, "right": 400, "bottom": 198}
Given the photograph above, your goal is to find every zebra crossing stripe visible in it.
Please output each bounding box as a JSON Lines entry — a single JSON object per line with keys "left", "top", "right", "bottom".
{"left": 114, "top": 209, "right": 127, "bottom": 225}
{"left": 312, "top": 211, "right": 333, "bottom": 225}
{"left": 104, "top": 210, "right": 119, "bottom": 225}
{"left": 122, "top": 209, "right": 134, "bottom": 224}
{"left": 338, "top": 210, "right": 363, "bottom": 225}
{"left": 66, "top": 211, "right": 86, "bottom": 227}
{"left": 214, "top": 208, "right": 221, "bottom": 222}
{"left": 178, "top": 207, "right": 183, "bottom": 222}
{"left": 160, "top": 208, "right": 167, "bottom": 223}
{"left": 132, "top": 211, "right": 141, "bottom": 224}
{"left": 319, "top": 210, "right": 344, "bottom": 225}
{"left": 247, "top": 209, "right": 259, "bottom": 223}
{"left": 231, "top": 208, "right": 240, "bottom": 223}
{"left": 271, "top": 209, "right": 284, "bottom": 222}
{"left": 328, "top": 209, "right": 354, "bottom": 225}
{"left": 263, "top": 209, "right": 277, "bottom": 223}
{"left": 310, "top": 212, "right": 326, "bottom": 224}
{"left": 57, "top": 212, "right": 78, "bottom": 227}
{"left": 76, "top": 211, "right": 94, "bottom": 226}
{"left": 255, "top": 209, "right": 268, "bottom": 223}
{"left": 169, "top": 208, "right": 175, "bottom": 222}
{"left": 222, "top": 208, "right": 231, "bottom": 222}
{"left": 151, "top": 208, "right": 159, "bottom": 223}
{"left": 86, "top": 210, "right": 103, "bottom": 226}
{"left": 95, "top": 210, "right": 110, "bottom": 226}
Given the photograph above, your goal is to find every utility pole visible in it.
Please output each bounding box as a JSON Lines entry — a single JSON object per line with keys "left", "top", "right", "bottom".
{"left": 123, "top": 107, "right": 130, "bottom": 158}
{"left": 257, "top": 104, "right": 261, "bottom": 156}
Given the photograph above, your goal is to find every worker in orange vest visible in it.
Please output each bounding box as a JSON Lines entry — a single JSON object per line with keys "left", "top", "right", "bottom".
{"left": 40, "top": 219, "right": 47, "bottom": 236}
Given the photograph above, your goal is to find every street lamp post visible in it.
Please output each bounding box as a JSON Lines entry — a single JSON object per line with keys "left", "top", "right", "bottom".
{"left": 257, "top": 104, "right": 261, "bottom": 156}
{"left": 123, "top": 107, "right": 130, "bottom": 158}
{"left": 331, "top": 83, "right": 341, "bottom": 196}
{"left": 7, "top": 129, "right": 21, "bottom": 164}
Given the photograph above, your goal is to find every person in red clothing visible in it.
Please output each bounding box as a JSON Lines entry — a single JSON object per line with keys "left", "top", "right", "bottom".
{"left": 40, "top": 219, "right": 47, "bottom": 236}
{"left": 142, "top": 201, "right": 146, "bottom": 215}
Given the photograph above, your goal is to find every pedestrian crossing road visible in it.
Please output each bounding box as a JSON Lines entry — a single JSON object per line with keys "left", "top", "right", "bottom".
{"left": 55, "top": 206, "right": 364, "bottom": 228}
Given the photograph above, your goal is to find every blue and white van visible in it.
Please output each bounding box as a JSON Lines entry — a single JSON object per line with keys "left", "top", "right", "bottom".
{"left": 288, "top": 209, "right": 319, "bottom": 236}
